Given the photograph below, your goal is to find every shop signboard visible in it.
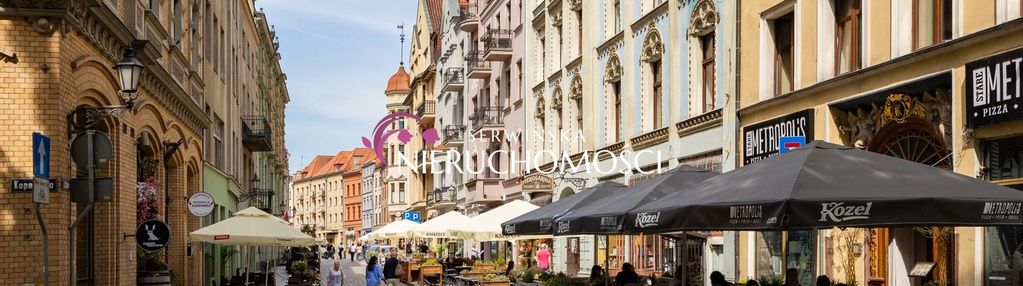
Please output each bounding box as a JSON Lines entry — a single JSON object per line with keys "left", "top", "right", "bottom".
{"left": 743, "top": 109, "right": 814, "bottom": 165}
{"left": 967, "top": 47, "right": 1023, "bottom": 128}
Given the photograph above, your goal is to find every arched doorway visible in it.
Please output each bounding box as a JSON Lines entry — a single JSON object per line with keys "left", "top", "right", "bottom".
{"left": 866, "top": 118, "right": 954, "bottom": 286}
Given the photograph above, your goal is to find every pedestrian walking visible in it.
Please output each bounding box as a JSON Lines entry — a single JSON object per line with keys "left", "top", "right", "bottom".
{"left": 366, "top": 256, "right": 386, "bottom": 286}
{"left": 350, "top": 243, "right": 357, "bottom": 262}
{"left": 326, "top": 261, "right": 345, "bottom": 286}
{"left": 356, "top": 244, "right": 364, "bottom": 261}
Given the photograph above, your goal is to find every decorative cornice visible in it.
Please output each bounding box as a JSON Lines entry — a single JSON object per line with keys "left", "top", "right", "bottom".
{"left": 547, "top": 69, "right": 562, "bottom": 84}
{"left": 596, "top": 141, "right": 625, "bottom": 161}
{"left": 596, "top": 31, "right": 624, "bottom": 55}
{"left": 676, "top": 108, "right": 722, "bottom": 137}
{"left": 629, "top": 0, "right": 669, "bottom": 32}
{"left": 630, "top": 126, "right": 670, "bottom": 150}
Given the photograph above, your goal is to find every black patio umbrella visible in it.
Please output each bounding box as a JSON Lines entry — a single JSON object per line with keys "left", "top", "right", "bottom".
{"left": 501, "top": 181, "right": 625, "bottom": 236}
{"left": 553, "top": 165, "right": 719, "bottom": 235}
{"left": 625, "top": 141, "right": 1023, "bottom": 232}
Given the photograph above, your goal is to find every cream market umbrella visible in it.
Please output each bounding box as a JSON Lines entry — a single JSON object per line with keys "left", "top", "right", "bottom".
{"left": 189, "top": 207, "right": 317, "bottom": 247}
{"left": 189, "top": 207, "right": 317, "bottom": 285}
{"left": 358, "top": 233, "right": 372, "bottom": 242}
{"left": 409, "top": 211, "right": 471, "bottom": 238}
{"left": 369, "top": 219, "right": 419, "bottom": 239}
{"left": 449, "top": 200, "right": 540, "bottom": 241}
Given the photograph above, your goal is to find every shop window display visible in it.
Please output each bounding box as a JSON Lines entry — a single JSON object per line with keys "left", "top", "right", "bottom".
{"left": 755, "top": 231, "right": 814, "bottom": 286}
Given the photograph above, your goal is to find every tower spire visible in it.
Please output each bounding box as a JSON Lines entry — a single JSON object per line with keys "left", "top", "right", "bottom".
{"left": 398, "top": 23, "right": 406, "bottom": 66}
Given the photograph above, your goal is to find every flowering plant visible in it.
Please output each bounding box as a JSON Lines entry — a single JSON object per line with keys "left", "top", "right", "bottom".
{"left": 137, "top": 177, "right": 161, "bottom": 224}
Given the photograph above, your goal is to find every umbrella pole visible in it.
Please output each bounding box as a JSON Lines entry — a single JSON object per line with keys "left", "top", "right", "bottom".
{"left": 604, "top": 235, "right": 610, "bottom": 286}
{"left": 680, "top": 232, "right": 688, "bottom": 286}
{"left": 245, "top": 245, "right": 250, "bottom": 285}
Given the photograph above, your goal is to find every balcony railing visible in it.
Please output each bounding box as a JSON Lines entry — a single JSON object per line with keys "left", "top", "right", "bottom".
{"left": 470, "top": 106, "right": 504, "bottom": 132}
{"left": 458, "top": 3, "right": 479, "bottom": 32}
{"left": 482, "top": 29, "right": 513, "bottom": 61}
{"left": 242, "top": 115, "right": 273, "bottom": 151}
{"left": 443, "top": 67, "right": 465, "bottom": 92}
{"left": 242, "top": 188, "right": 274, "bottom": 214}
{"left": 465, "top": 50, "right": 492, "bottom": 78}
{"left": 416, "top": 99, "right": 436, "bottom": 118}
{"left": 429, "top": 186, "right": 458, "bottom": 205}
{"left": 443, "top": 125, "right": 466, "bottom": 145}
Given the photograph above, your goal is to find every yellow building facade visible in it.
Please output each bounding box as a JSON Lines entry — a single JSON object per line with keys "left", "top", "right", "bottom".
{"left": 733, "top": 1, "right": 1023, "bottom": 285}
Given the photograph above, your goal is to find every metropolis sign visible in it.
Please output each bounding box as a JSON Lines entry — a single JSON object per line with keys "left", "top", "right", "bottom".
{"left": 967, "top": 47, "right": 1023, "bottom": 128}
{"left": 743, "top": 109, "right": 814, "bottom": 165}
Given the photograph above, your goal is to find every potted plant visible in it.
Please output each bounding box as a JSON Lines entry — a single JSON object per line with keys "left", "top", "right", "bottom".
{"left": 517, "top": 269, "right": 538, "bottom": 286}
{"left": 480, "top": 274, "right": 512, "bottom": 286}
{"left": 421, "top": 258, "right": 444, "bottom": 279}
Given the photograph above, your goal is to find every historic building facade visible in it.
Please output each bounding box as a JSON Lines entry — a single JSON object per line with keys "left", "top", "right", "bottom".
{"left": 0, "top": 0, "right": 218, "bottom": 284}
{"left": 523, "top": 0, "right": 737, "bottom": 281}
{"left": 384, "top": 64, "right": 413, "bottom": 224}
{"left": 430, "top": 0, "right": 471, "bottom": 219}
{"left": 732, "top": 1, "right": 1023, "bottom": 285}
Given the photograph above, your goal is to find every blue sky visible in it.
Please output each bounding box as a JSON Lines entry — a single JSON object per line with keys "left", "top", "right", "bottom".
{"left": 257, "top": 1, "right": 417, "bottom": 173}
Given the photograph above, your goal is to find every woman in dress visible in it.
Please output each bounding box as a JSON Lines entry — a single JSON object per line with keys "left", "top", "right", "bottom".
{"left": 366, "top": 256, "right": 386, "bottom": 286}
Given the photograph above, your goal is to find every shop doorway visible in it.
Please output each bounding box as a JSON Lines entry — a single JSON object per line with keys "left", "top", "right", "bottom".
{"left": 567, "top": 237, "right": 580, "bottom": 275}
{"left": 868, "top": 118, "right": 955, "bottom": 286}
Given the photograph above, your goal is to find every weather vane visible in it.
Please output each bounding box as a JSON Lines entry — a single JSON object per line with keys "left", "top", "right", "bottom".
{"left": 398, "top": 23, "right": 405, "bottom": 66}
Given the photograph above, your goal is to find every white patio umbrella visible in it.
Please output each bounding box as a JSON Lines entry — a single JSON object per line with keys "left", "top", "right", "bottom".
{"left": 449, "top": 200, "right": 540, "bottom": 241}
{"left": 408, "top": 211, "right": 471, "bottom": 238}
{"left": 189, "top": 207, "right": 317, "bottom": 285}
{"left": 369, "top": 219, "right": 419, "bottom": 239}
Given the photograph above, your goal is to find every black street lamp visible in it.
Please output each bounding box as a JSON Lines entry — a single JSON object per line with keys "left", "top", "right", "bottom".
{"left": 68, "top": 47, "right": 145, "bottom": 134}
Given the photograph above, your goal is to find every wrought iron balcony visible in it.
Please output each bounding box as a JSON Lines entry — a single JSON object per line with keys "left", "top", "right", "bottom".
{"left": 239, "top": 188, "right": 274, "bottom": 213}
{"left": 242, "top": 115, "right": 273, "bottom": 151}
{"left": 465, "top": 50, "right": 492, "bottom": 79}
{"left": 443, "top": 68, "right": 465, "bottom": 92}
{"left": 470, "top": 106, "right": 504, "bottom": 133}
{"left": 429, "top": 186, "right": 459, "bottom": 208}
{"left": 482, "top": 29, "right": 513, "bottom": 61}
{"left": 458, "top": 3, "right": 479, "bottom": 32}
{"left": 416, "top": 99, "right": 435, "bottom": 119}
{"left": 442, "top": 125, "right": 466, "bottom": 146}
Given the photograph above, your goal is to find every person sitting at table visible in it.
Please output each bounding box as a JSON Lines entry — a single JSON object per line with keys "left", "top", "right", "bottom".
{"left": 384, "top": 253, "right": 400, "bottom": 281}
{"left": 504, "top": 259, "right": 515, "bottom": 277}
{"left": 589, "top": 265, "right": 606, "bottom": 286}
{"left": 710, "top": 271, "right": 733, "bottom": 286}
{"left": 784, "top": 268, "right": 800, "bottom": 286}
{"left": 614, "top": 263, "right": 640, "bottom": 286}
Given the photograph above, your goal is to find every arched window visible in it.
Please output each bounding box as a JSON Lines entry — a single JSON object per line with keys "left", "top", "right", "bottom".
{"left": 642, "top": 25, "right": 664, "bottom": 129}
{"left": 605, "top": 53, "right": 623, "bottom": 141}
{"left": 688, "top": 0, "right": 720, "bottom": 114}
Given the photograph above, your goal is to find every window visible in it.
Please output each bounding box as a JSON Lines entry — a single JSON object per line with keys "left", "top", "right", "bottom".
{"left": 399, "top": 183, "right": 406, "bottom": 203}
{"left": 701, "top": 33, "right": 716, "bottom": 112}
{"left": 613, "top": 81, "right": 622, "bottom": 141}
{"left": 575, "top": 97, "right": 583, "bottom": 135}
{"left": 772, "top": 13, "right": 794, "bottom": 96}
{"left": 213, "top": 116, "right": 224, "bottom": 169}
{"left": 614, "top": 0, "right": 623, "bottom": 33}
{"left": 913, "top": 0, "right": 952, "bottom": 50}
{"left": 836, "top": 0, "right": 862, "bottom": 74}
{"left": 651, "top": 60, "right": 663, "bottom": 127}
{"left": 576, "top": 10, "right": 584, "bottom": 56}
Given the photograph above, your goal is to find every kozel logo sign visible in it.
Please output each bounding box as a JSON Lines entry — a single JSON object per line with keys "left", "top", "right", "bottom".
{"left": 504, "top": 224, "right": 516, "bottom": 234}
{"left": 556, "top": 221, "right": 571, "bottom": 233}
{"left": 634, "top": 212, "right": 661, "bottom": 228}
{"left": 819, "top": 202, "right": 873, "bottom": 222}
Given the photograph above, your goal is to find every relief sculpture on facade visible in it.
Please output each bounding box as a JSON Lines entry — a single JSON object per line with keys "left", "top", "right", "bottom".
{"left": 837, "top": 89, "right": 952, "bottom": 150}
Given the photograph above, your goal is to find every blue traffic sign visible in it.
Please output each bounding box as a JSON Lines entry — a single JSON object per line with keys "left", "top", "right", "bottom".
{"left": 402, "top": 211, "right": 421, "bottom": 223}
{"left": 32, "top": 132, "right": 50, "bottom": 178}
{"left": 778, "top": 136, "right": 806, "bottom": 154}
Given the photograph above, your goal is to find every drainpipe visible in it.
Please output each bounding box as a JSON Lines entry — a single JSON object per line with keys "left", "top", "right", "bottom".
{"left": 732, "top": 0, "right": 743, "bottom": 281}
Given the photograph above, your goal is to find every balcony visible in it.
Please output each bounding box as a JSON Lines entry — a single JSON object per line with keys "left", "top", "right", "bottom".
{"left": 242, "top": 115, "right": 273, "bottom": 151}
{"left": 241, "top": 188, "right": 275, "bottom": 214}
{"left": 465, "top": 50, "right": 492, "bottom": 79}
{"left": 442, "top": 125, "right": 466, "bottom": 147}
{"left": 416, "top": 99, "right": 435, "bottom": 120}
{"left": 443, "top": 68, "right": 465, "bottom": 92}
{"left": 465, "top": 171, "right": 503, "bottom": 205}
{"left": 470, "top": 106, "right": 504, "bottom": 133}
{"left": 458, "top": 3, "right": 479, "bottom": 32}
{"left": 482, "top": 29, "right": 513, "bottom": 62}
{"left": 428, "top": 186, "right": 458, "bottom": 210}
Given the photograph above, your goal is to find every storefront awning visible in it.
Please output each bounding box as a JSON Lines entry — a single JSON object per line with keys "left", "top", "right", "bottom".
{"left": 502, "top": 181, "right": 625, "bottom": 236}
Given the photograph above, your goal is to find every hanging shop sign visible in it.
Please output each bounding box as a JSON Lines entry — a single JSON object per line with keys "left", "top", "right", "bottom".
{"left": 187, "top": 192, "right": 215, "bottom": 217}
{"left": 135, "top": 219, "right": 171, "bottom": 252}
{"left": 743, "top": 109, "right": 814, "bottom": 165}
{"left": 967, "top": 47, "right": 1023, "bottom": 128}
{"left": 521, "top": 174, "right": 555, "bottom": 191}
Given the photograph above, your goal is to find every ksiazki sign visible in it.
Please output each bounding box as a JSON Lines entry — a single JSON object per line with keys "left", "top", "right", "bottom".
{"left": 136, "top": 219, "right": 171, "bottom": 252}
{"left": 967, "top": 46, "right": 1023, "bottom": 128}
{"left": 743, "top": 109, "right": 814, "bottom": 165}
{"left": 187, "top": 192, "right": 215, "bottom": 217}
